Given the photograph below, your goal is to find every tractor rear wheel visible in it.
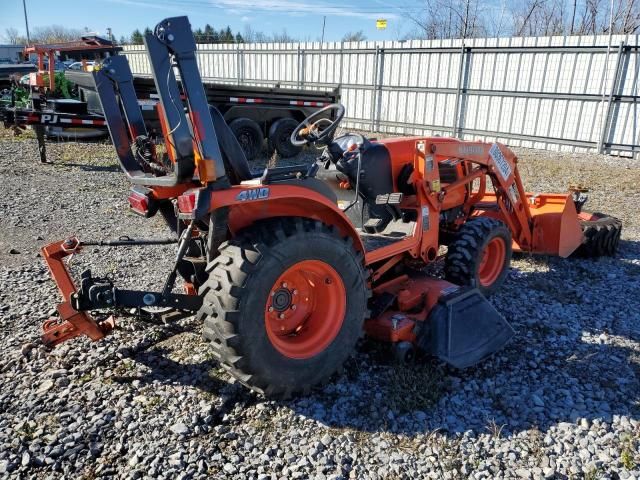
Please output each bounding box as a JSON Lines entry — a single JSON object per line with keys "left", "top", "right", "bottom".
{"left": 573, "top": 212, "right": 622, "bottom": 257}
{"left": 444, "top": 217, "right": 512, "bottom": 297}
{"left": 198, "top": 218, "right": 369, "bottom": 397}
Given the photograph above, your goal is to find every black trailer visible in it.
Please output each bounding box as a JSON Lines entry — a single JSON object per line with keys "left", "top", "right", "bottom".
{"left": 65, "top": 70, "right": 340, "bottom": 159}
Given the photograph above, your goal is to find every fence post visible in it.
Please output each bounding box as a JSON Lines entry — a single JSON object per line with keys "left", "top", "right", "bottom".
{"left": 338, "top": 41, "right": 344, "bottom": 87}
{"left": 598, "top": 41, "right": 625, "bottom": 154}
{"left": 451, "top": 43, "right": 468, "bottom": 137}
{"left": 236, "top": 44, "right": 242, "bottom": 85}
{"left": 296, "top": 46, "right": 301, "bottom": 88}
{"left": 375, "top": 49, "right": 385, "bottom": 131}
{"left": 370, "top": 46, "right": 380, "bottom": 131}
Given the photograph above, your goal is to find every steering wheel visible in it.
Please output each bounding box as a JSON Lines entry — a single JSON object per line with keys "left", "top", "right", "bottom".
{"left": 290, "top": 103, "right": 345, "bottom": 146}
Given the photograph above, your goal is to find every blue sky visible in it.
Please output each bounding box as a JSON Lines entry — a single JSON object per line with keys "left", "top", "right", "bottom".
{"left": 0, "top": 0, "right": 423, "bottom": 43}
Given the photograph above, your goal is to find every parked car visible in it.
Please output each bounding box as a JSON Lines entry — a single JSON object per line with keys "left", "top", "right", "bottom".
{"left": 68, "top": 61, "right": 96, "bottom": 72}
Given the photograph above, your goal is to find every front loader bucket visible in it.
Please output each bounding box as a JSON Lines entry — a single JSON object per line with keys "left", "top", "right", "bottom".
{"left": 528, "top": 193, "right": 583, "bottom": 257}
{"left": 424, "top": 287, "right": 514, "bottom": 369}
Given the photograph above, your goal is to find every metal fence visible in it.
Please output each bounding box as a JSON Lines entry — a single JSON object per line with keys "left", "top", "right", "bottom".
{"left": 123, "top": 33, "right": 640, "bottom": 157}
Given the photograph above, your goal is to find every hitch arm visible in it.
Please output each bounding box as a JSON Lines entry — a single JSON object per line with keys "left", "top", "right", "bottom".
{"left": 41, "top": 238, "right": 114, "bottom": 347}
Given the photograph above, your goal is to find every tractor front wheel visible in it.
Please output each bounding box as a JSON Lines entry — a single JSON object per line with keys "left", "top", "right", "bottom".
{"left": 444, "top": 217, "right": 512, "bottom": 297}
{"left": 198, "top": 218, "right": 369, "bottom": 397}
{"left": 572, "top": 212, "right": 622, "bottom": 257}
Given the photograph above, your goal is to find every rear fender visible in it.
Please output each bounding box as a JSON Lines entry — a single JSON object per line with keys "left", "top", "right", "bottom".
{"left": 203, "top": 184, "right": 365, "bottom": 253}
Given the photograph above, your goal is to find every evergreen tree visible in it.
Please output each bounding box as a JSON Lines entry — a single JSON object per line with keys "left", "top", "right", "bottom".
{"left": 130, "top": 29, "right": 143, "bottom": 45}
{"left": 193, "top": 27, "right": 204, "bottom": 43}
{"left": 203, "top": 24, "right": 218, "bottom": 42}
{"left": 223, "top": 26, "right": 234, "bottom": 42}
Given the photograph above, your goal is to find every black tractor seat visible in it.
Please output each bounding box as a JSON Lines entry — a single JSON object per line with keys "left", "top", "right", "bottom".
{"left": 209, "top": 105, "right": 256, "bottom": 183}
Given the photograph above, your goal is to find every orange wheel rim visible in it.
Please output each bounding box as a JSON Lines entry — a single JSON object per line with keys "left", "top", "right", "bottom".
{"left": 264, "top": 260, "right": 346, "bottom": 359}
{"left": 478, "top": 237, "right": 506, "bottom": 287}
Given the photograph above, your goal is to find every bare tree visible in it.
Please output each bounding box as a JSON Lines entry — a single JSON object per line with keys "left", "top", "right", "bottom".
{"left": 243, "top": 25, "right": 284, "bottom": 43}
{"left": 405, "top": 0, "right": 489, "bottom": 40}
{"left": 342, "top": 31, "right": 367, "bottom": 42}
{"left": 4, "top": 27, "right": 25, "bottom": 45}
{"left": 30, "top": 25, "right": 83, "bottom": 44}
{"left": 405, "top": 0, "right": 639, "bottom": 38}
{"left": 271, "top": 29, "right": 296, "bottom": 43}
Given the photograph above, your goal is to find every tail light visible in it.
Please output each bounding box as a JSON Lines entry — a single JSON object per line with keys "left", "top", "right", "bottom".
{"left": 127, "top": 187, "right": 158, "bottom": 218}
{"left": 177, "top": 188, "right": 199, "bottom": 215}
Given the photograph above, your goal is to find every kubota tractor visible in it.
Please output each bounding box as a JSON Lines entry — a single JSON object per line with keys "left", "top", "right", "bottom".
{"left": 40, "top": 17, "right": 622, "bottom": 397}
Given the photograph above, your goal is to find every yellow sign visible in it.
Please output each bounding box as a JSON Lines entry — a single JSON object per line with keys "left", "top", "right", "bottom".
{"left": 376, "top": 19, "right": 387, "bottom": 29}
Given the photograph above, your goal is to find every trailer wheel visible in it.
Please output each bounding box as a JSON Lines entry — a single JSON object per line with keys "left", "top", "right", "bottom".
{"left": 572, "top": 212, "right": 622, "bottom": 257}
{"left": 198, "top": 218, "right": 369, "bottom": 397}
{"left": 229, "top": 118, "right": 263, "bottom": 160}
{"left": 444, "top": 217, "right": 512, "bottom": 297}
{"left": 268, "top": 118, "right": 302, "bottom": 158}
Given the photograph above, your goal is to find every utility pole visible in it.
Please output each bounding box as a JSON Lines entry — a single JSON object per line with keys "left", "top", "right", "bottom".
{"left": 320, "top": 16, "right": 326, "bottom": 43}
{"left": 317, "top": 16, "right": 327, "bottom": 84}
{"left": 22, "top": 0, "right": 31, "bottom": 43}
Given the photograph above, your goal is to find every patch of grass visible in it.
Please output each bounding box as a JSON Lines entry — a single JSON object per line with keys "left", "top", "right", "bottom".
{"left": 485, "top": 418, "right": 506, "bottom": 440}
{"left": 16, "top": 421, "right": 36, "bottom": 441}
{"left": 77, "top": 373, "right": 93, "bottom": 384}
{"left": 113, "top": 360, "right": 136, "bottom": 375}
{"left": 375, "top": 361, "right": 445, "bottom": 415}
{"left": 620, "top": 430, "right": 639, "bottom": 470}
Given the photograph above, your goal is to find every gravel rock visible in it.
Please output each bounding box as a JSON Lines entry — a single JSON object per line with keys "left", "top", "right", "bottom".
{"left": 170, "top": 423, "right": 190, "bottom": 435}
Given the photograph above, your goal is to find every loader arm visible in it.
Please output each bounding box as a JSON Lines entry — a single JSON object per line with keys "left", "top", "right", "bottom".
{"left": 92, "top": 16, "right": 228, "bottom": 189}
{"left": 431, "top": 140, "right": 582, "bottom": 256}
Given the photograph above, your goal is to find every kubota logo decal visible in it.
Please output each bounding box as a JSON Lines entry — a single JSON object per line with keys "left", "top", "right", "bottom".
{"left": 458, "top": 145, "right": 484, "bottom": 156}
{"left": 236, "top": 187, "right": 270, "bottom": 201}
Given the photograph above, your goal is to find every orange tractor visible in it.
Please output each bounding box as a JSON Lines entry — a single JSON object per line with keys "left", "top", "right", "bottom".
{"left": 40, "top": 17, "right": 621, "bottom": 397}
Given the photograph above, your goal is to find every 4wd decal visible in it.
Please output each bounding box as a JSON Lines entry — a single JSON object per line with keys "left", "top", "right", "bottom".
{"left": 489, "top": 143, "right": 512, "bottom": 181}
{"left": 236, "top": 187, "right": 270, "bottom": 202}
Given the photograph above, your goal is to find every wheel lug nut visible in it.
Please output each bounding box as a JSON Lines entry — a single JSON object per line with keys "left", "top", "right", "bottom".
{"left": 293, "top": 289, "right": 298, "bottom": 295}
{"left": 291, "top": 305, "right": 296, "bottom": 310}
{"left": 282, "top": 282, "right": 288, "bottom": 288}
{"left": 279, "top": 313, "right": 285, "bottom": 319}
{"left": 268, "top": 306, "right": 274, "bottom": 312}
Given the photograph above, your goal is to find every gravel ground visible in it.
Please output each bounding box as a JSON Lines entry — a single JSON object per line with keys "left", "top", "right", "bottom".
{"left": 0, "top": 131, "right": 639, "bottom": 480}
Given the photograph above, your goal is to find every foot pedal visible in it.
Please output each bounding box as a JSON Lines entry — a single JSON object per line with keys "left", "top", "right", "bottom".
{"left": 363, "top": 218, "right": 383, "bottom": 234}
{"left": 375, "top": 193, "right": 403, "bottom": 205}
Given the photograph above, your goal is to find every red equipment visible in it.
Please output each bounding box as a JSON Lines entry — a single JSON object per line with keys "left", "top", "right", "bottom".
{"left": 24, "top": 36, "right": 120, "bottom": 91}
{"left": 39, "top": 16, "right": 622, "bottom": 397}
